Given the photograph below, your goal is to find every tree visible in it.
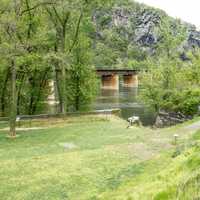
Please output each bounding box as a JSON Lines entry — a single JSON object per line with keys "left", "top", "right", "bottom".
{"left": 140, "top": 18, "right": 188, "bottom": 115}
{"left": 66, "top": 35, "right": 97, "bottom": 111}
{"left": 156, "top": 18, "right": 186, "bottom": 57}
{"left": 0, "top": 0, "right": 21, "bottom": 137}
{"left": 0, "top": 0, "right": 52, "bottom": 136}
{"left": 186, "top": 49, "right": 200, "bottom": 86}
{"left": 45, "top": 0, "right": 90, "bottom": 113}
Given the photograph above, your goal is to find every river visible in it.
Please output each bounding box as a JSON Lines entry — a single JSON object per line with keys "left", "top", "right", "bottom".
{"left": 93, "top": 82, "right": 156, "bottom": 126}
{"left": 45, "top": 81, "right": 156, "bottom": 126}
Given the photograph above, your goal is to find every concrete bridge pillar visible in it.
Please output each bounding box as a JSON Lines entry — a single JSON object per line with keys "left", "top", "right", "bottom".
{"left": 101, "top": 74, "right": 119, "bottom": 90}
{"left": 123, "top": 74, "right": 138, "bottom": 88}
{"left": 48, "top": 81, "right": 57, "bottom": 105}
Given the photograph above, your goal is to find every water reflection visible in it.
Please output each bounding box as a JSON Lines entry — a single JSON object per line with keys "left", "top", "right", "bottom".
{"left": 94, "top": 82, "right": 156, "bottom": 126}
{"left": 46, "top": 82, "right": 156, "bottom": 126}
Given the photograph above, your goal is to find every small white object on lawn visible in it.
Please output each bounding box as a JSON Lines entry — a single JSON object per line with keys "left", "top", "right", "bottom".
{"left": 173, "top": 134, "right": 179, "bottom": 145}
{"left": 174, "top": 134, "right": 179, "bottom": 138}
{"left": 59, "top": 143, "right": 77, "bottom": 150}
{"left": 16, "top": 117, "right": 20, "bottom": 122}
{"left": 128, "top": 116, "right": 140, "bottom": 123}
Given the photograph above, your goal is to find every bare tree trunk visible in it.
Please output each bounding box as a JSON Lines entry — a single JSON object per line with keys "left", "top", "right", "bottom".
{"left": 1, "top": 69, "right": 9, "bottom": 115}
{"left": 31, "top": 69, "right": 49, "bottom": 114}
{"left": 75, "top": 74, "right": 80, "bottom": 111}
{"left": 53, "top": 41, "right": 65, "bottom": 113}
{"left": 60, "top": 65, "right": 66, "bottom": 113}
{"left": 9, "top": 59, "right": 17, "bottom": 137}
{"left": 17, "top": 72, "right": 25, "bottom": 115}
{"left": 60, "top": 29, "right": 67, "bottom": 114}
{"left": 55, "top": 65, "right": 63, "bottom": 113}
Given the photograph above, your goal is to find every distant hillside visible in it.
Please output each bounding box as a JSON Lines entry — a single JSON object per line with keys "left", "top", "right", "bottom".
{"left": 91, "top": 0, "right": 200, "bottom": 68}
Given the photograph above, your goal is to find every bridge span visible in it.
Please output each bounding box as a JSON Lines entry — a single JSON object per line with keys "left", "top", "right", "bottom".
{"left": 96, "top": 69, "right": 139, "bottom": 90}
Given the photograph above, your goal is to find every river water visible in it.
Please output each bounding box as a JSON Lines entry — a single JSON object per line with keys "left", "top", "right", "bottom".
{"left": 93, "top": 82, "right": 156, "bottom": 126}
{"left": 46, "top": 81, "right": 156, "bottom": 126}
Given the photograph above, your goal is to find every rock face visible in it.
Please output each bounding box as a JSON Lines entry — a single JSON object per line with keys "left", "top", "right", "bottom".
{"left": 155, "top": 111, "right": 192, "bottom": 128}
{"left": 92, "top": 1, "right": 200, "bottom": 66}
{"left": 93, "top": 5, "right": 162, "bottom": 52}
{"left": 185, "top": 28, "right": 200, "bottom": 48}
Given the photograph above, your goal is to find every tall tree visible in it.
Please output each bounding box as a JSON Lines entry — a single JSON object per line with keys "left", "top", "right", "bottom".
{"left": 0, "top": 0, "right": 52, "bottom": 136}
{"left": 45, "top": 0, "right": 92, "bottom": 113}
{"left": 66, "top": 35, "right": 97, "bottom": 111}
{"left": 0, "top": 0, "right": 21, "bottom": 137}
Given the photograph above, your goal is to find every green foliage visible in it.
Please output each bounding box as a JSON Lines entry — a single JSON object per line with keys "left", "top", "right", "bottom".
{"left": 156, "top": 18, "right": 186, "bottom": 57}
{"left": 139, "top": 8, "right": 191, "bottom": 117}
{"left": 0, "top": 0, "right": 199, "bottom": 119}
{"left": 0, "top": 0, "right": 98, "bottom": 116}
{"left": 127, "top": 45, "right": 148, "bottom": 61}
{"left": 142, "top": 80, "right": 200, "bottom": 116}
{"left": 186, "top": 49, "right": 200, "bottom": 85}
{"left": 0, "top": 0, "right": 54, "bottom": 117}
{"left": 141, "top": 47, "right": 200, "bottom": 116}
{"left": 92, "top": 0, "right": 188, "bottom": 70}
{"left": 99, "top": 14, "right": 112, "bottom": 27}
{"left": 94, "top": 42, "right": 120, "bottom": 67}
{"left": 66, "top": 36, "right": 97, "bottom": 111}
{"left": 179, "top": 89, "right": 200, "bottom": 115}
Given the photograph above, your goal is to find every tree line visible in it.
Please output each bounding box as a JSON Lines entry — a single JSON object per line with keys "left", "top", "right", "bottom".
{"left": 1, "top": 0, "right": 200, "bottom": 137}
{"left": 0, "top": 0, "right": 111, "bottom": 137}
{"left": 140, "top": 19, "right": 200, "bottom": 117}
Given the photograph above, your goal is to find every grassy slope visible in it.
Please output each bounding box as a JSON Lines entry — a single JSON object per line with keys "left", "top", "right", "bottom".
{"left": 0, "top": 116, "right": 200, "bottom": 200}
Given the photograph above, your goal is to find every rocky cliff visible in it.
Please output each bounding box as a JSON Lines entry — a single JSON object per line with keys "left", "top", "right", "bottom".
{"left": 92, "top": 0, "right": 200, "bottom": 68}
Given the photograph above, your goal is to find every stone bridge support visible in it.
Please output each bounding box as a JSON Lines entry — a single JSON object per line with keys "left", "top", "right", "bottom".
{"left": 101, "top": 74, "right": 119, "bottom": 90}
{"left": 48, "top": 81, "right": 57, "bottom": 105}
{"left": 123, "top": 74, "right": 138, "bottom": 88}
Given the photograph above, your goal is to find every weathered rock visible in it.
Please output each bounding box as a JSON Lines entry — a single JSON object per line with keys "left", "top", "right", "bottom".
{"left": 93, "top": 1, "right": 200, "bottom": 60}
{"left": 127, "top": 116, "right": 142, "bottom": 128}
{"left": 155, "top": 115, "right": 164, "bottom": 128}
{"left": 155, "top": 111, "right": 192, "bottom": 128}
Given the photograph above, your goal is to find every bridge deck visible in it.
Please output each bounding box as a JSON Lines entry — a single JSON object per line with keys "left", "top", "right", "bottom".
{"left": 96, "top": 69, "right": 138, "bottom": 76}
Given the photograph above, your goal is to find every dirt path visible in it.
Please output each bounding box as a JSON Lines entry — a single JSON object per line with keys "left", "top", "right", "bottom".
{"left": 0, "top": 127, "right": 46, "bottom": 131}
{"left": 129, "top": 119, "right": 200, "bottom": 161}
{"left": 183, "top": 120, "right": 200, "bottom": 131}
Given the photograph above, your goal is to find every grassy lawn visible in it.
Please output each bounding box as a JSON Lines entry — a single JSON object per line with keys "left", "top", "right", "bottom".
{"left": 0, "top": 121, "right": 9, "bottom": 129}
{"left": 0, "top": 115, "right": 200, "bottom": 200}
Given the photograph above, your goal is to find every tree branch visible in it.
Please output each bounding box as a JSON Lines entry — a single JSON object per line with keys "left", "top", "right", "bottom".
{"left": 69, "top": 11, "right": 83, "bottom": 53}
{"left": 52, "top": 6, "right": 63, "bottom": 26}
{"left": 20, "top": 2, "right": 56, "bottom": 16}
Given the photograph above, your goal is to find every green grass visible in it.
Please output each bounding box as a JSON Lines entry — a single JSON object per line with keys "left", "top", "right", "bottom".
{"left": 0, "top": 116, "right": 200, "bottom": 200}
{"left": 0, "top": 121, "right": 8, "bottom": 129}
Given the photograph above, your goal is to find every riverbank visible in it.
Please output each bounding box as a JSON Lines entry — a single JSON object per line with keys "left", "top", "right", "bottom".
{"left": 0, "top": 115, "right": 200, "bottom": 199}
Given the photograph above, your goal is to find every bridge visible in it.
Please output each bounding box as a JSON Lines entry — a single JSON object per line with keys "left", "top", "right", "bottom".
{"left": 96, "top": 69, "right": 139, "bottom": 90}
{"left": 48, "top": 69, "right": 139, "bottom": 105}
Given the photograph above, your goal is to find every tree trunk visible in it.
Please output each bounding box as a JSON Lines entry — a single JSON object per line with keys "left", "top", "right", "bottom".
{"left": 75, "top": 74, "right": 80, "bottom": 111}
{"left": 60, "top": 65, "right": 66, "bottom": 113}
{"left": 53, "top": 42, "right": 65, "bottom": 114}
{"left": 31, "top": 69, "right": 49, "bottom": 114}
{"left": 1, "top": 69, "right": 9, "bottom": 115}
{"left": 17, "top": 72, "right": 25, "bottom": 115}
{"left": 9, "top": 59, "right": 17, "bottom": 137}
{"left": 28, "top": 70, "right": 37, "bottom": 115}
{"left": 60, "top": 29, "right": 67, "bottom": 114}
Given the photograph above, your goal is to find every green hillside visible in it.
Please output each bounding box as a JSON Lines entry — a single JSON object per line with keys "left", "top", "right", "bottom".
{"left": 92, "top": 0, "right": 200, "bottom": 69}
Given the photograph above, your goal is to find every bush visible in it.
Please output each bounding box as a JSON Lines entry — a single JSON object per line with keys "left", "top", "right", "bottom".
{"left": 162, "top": 88, "right": 200, "bottom": 116}
{"left": 180, "top": 89, "right": 200, "bottom": 115}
